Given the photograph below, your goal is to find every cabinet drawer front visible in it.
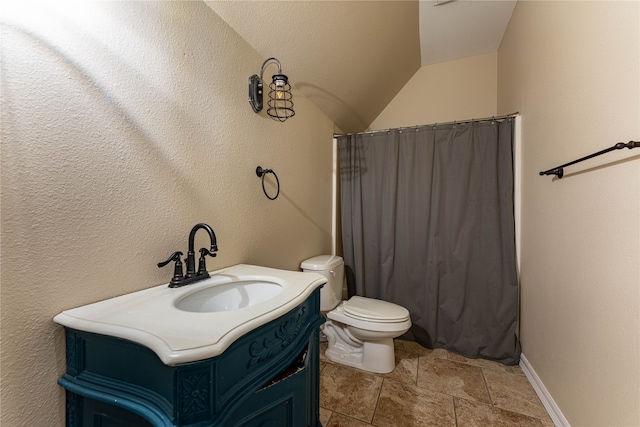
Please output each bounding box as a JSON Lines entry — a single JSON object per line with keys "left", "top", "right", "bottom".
{"left": 215, "top": 291, "right": 323, "bottom": 409}
{"left": 222, "top": 362, "right": 310, "bottom": 427}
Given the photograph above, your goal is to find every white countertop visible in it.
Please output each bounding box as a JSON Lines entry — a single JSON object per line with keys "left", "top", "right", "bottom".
{"left": 53, "top": 264, "right": 326, "bottom": 365}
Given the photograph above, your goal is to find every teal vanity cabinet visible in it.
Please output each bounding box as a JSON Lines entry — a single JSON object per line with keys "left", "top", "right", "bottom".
{"left": 58, "top": 287, "right": 325, "bottom": 426}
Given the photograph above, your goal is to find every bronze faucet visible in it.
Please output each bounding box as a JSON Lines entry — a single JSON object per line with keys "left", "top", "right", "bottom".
{"left": 158, "top": 223, "right": 218, "bottom": 288}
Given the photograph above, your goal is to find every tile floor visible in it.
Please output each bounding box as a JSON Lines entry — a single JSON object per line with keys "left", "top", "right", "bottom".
{"left": 319, "top": 339, "right": 554, "bottom": 427}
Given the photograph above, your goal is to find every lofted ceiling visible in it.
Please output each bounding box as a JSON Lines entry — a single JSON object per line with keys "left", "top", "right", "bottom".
{"left": 206, "top": 1, "right": 516, "bottom": 133}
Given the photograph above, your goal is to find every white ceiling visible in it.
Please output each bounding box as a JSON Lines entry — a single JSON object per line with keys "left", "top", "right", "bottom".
{"left": 207, "top": 1, "right": 516, "bottom": 132}
{"left": 420, "top": 0, "right": 517, "bottom": 65}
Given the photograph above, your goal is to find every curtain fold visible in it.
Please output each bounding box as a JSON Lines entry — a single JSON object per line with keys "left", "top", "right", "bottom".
{"left": 338, "top": 118, "right": 521, "bottom": 365}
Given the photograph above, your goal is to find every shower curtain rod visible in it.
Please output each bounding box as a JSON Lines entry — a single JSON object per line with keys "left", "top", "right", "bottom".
{"left": 539, "top": 140, "right": 640, "bottom": 178}
{"left": 333, "top": 112, "right": 519, "bottom": 138}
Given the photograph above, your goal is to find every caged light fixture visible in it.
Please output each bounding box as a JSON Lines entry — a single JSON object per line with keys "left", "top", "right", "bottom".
{"left": 248, "top": 57, "right": 295, "bottom": 122}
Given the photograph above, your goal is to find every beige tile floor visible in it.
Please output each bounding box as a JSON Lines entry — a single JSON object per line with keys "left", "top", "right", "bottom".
{"left": 319, "top": 339, "right": 555, "bottom": 427}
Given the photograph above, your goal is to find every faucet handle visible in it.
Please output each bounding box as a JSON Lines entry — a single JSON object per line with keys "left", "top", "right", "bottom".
{"left": 158, "top": 251, "right": 183, "bottom": 267}
{"left": 199, "top": 248, "right": 217, "bottom": 258}
{"left": 157, "top": 251, "right": 184, "bottom": 284}
{"left": 197, "top": 248, "right": 217, "bottom": 275}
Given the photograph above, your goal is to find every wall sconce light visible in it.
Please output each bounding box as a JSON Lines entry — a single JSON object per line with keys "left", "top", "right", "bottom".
{"left": 248, "top": 57, "right": 295, "bottom": 122}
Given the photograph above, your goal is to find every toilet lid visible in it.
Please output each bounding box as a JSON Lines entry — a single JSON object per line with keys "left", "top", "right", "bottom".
{"left": 343, "top": 296, "right": 410, "bottom": 322}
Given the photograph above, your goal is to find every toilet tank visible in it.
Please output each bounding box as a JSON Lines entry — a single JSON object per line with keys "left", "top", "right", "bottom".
{"left": 300, "top": 255, "right": 344, "bottom": 312}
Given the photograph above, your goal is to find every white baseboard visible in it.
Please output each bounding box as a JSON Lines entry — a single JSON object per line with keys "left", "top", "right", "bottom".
{"left": 520, "top": 353, "right": 570, "bottom": 427}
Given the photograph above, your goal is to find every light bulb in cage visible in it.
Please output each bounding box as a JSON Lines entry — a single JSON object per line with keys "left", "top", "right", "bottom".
{"left": 248, "top": 58, "right": 295, "bottom": 122}
{"left": 267, "top": 74, "right": 294, "bottom": 122}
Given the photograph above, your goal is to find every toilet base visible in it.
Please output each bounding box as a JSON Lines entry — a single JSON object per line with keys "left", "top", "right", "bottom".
{"left": 323, "top": 322, "right": 397, "bottom": 374}
{"left": 325, "top": 338, "right": 396, "bottom": 374}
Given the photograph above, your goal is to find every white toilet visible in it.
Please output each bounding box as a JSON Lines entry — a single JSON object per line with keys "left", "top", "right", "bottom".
{"left": 301, "top": 255, "right": 411, "bottom": 374}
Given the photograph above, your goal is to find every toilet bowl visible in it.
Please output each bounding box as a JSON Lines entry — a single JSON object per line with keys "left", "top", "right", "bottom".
{"left": 301, "top": 255, "right": 411, "bottom": 374}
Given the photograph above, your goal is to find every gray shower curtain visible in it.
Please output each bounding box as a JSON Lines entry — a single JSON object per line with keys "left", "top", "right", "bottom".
{"left": 338, "top": 118, "right": 521, "bottom": 365}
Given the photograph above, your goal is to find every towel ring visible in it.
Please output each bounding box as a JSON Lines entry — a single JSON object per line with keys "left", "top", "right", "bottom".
{"left": 256, "top": 166, "right": 280, "bottom": 200}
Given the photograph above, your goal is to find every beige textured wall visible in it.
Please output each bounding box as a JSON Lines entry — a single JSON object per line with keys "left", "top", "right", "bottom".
{"left": 368, "top": 52, "right": 497, "bottom": 130}
{"left": 498, "top": 1, "right": 640, "bottom": 426}
{"left": 0, "top": 2, "right": 333, "bottom": 425}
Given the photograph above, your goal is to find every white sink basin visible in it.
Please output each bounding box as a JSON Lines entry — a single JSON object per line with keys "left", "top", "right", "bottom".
{"left": 175, "top": 280, "right": 283, "bottom": 313}
{"left": 52, "top": 264, "right": 326, "bottom": 365}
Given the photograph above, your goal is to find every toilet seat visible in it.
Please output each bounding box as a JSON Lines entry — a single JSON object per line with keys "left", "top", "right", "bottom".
{"left": 343, "top": 296, "right": 410, "bottom": 323}
{"left": 327, "top": 297, "right": 411, "bottom": 333}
